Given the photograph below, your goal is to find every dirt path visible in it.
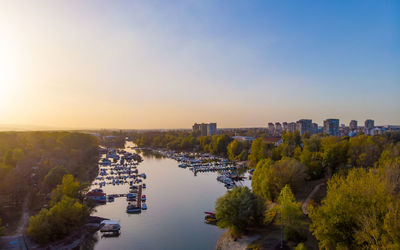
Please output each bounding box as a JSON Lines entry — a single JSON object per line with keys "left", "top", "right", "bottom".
{"left": 301, "top": 183, "right": 324, "bottom": 215}
{"left": 15, "top": 196, "right": 29, "bottom": 235}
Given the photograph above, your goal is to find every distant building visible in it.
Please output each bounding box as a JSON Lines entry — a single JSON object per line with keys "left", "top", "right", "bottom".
{"left": 207, "top": 123, "right": 217, "bottom": 136}
{"left": 282, "top": 122, "right": 288, "bottom": 131}
{"left": 349, "top": 120, "right": 358, "bottom": 131}
{"left": 365, "top": 119, "right": 375, "bottom": 130}
{"left": 323, "top": 119, "right": 340, "bottom": 136}
{"left": 233, "top": 136, "right": 254, "bottom": 143}
{"left": 364, "top": 119, "right": 375, "bottom": 135}
{"left": 268, "top": 123, "right": 275, "bottom": 135}
{"left": 288, "top": 122, "right": 297, "bottom": 133}
{"left": 193, "top": 123, "right": 217, "bottom": 136}
{"left": 312, "top": 123, "right": 319, "bottom": 135}
{"left": 275, "top": 122, "right": 282, "bottom": 135}
{"left": 296, "top": 119, "right": 313, "bottom": 135}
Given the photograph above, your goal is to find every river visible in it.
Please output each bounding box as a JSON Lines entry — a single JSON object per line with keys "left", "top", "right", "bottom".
{"left": 80, "top": 141, "right": 250, "bottom": 250}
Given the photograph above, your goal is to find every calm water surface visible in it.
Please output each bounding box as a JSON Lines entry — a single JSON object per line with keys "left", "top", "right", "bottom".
{"left": 82, "top": 142, "right": 250, "bottom": 250}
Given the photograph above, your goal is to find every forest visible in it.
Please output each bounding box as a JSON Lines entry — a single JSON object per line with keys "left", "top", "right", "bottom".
{"left": 215, "top": 131, "right": 400, "bottom": 249}
{"left": 0, "top": 132, "right": 99, "bottom": 236}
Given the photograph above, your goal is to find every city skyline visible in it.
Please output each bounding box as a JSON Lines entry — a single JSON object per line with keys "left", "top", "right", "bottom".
{"left": 1, "top": 1, "right": 399, "bottom": 129}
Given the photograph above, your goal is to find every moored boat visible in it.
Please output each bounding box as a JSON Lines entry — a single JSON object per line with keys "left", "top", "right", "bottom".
{"left": 127, "top": 203, "right": 141, "bottom": 213}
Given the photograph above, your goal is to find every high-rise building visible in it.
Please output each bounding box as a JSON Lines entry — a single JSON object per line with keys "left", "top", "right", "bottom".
{"left": 282, "top": 122, "right": 288, "bottom": 131}
{"left": 288, "top": 122, "right": 297, "bottom": 133}
{"left": 268, "top": 123, "right": 275, "bottom": 135}
{"left": 207, "top": 123, "right": 217, "bottom": 136}
{"left": 349, "top": 120, "right": 358, "bottom": 131}
{"left": 365, "top": 119, "right": 375, "bottom": 130}
{"left": 296, "top": 119, "right": 313, "bottom": 135}
{"left": 312, "top": 123, "right": 319, "bottom": 134}
{"left": 275, "top": 122, "right": 282, "bottom": 135}
{"left": 193, "top": 122, "right": 217, "bottom": 136}
{"left": 323, "top": 119, "right": 340, "bottom": 136}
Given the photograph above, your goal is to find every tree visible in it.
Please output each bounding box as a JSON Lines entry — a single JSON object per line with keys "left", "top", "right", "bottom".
{"left": 321, "top": 136, "right": 348, "bottom": 174}
{"left": 252, "top": 158, "right": 305, "bottom": 201}
{"left": 227, "top": 140, "right": 248, "bottom": 161}
{"left": 50, "top": 174, "right": 81, "bottom": 205}
{"left": 27, "top": 196, "right": 89, "bottom": 244}
{"left": 309, "top": 168, "right": 399, "bottom": 249}
{"left": 211, "top": 135, "right": 232, "bottom": 157}
{"left": 215, "top": 187, "right": 265, "bottom": 236}
{"left": 249, "top": 138, "right": 269, "bottom": 166}
{"left": 277, "top": 185, "right": 302, "bottom": 227}
{"left": 277, "top": 185, "right": 306, "bottom": 243}
{"left": 44, "top": 166, "right": 68, "bottom": 190}
{"left": 280, "top": 131, "right": 302, "bottom": 157}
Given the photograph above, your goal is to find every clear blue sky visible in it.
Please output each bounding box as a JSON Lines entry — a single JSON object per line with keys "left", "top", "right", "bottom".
{"left": 0, "top": 0, "right": 399, "bottom": 128}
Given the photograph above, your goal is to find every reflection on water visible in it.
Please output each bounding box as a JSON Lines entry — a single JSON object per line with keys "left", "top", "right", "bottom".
{"left": 81, "top": 142, "right": 250, "bottom": 250}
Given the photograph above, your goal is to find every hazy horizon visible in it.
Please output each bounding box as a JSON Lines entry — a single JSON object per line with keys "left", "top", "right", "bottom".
{"left": 1, "top": 1, "right": 399, "bottom": 129}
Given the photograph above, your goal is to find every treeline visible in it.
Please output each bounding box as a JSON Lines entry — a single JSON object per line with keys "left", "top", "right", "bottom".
{"left": 132, "top": 131, "right": 245, "bottom": 158}
{"left": 0, "top": 132, "right": 99, "bottom": 234}
{"left": 215, "top": 131, "right": 400, "bottom": 249}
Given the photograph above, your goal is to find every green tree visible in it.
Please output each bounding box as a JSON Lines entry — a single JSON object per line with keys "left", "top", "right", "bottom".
{"left": 27, "top": 196, "right": 89, "bottom": 244}
{"left": 321, "top": 136, "right": 348, "bottom": 174}
{"left": 215, "top": 187, "right": 264, "bottom": 236}
{"left": 277, "top": 185, "right": 302, "bottom": 227}
{"left": 249, "top": 138, "right": 269, "bottom": 166}
{"left": 50, "top": 174, "right": 81, "bottom": 205}
{"left": 252, "top": 158, "right": 305, "bottom": 201}
{"left": 44, "top": 166, "right": 68, "bottom": 190}
{"left": 309, "top": 168, "right": 399, "bottom": 249}
{"left": 227, "top": 140, "right": 248, "bottom": 161}
{"left": 280, "top": 131, "right": 302, "bottom": 157}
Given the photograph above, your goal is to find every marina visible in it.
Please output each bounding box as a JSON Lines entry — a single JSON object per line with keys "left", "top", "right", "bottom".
{"left": 81, "top": 141, "right": 251, "bottom": 250}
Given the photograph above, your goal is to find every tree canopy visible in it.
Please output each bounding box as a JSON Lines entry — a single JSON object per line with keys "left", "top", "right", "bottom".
{"left": 215, "top": 186, "right": 265, "bottom": 236}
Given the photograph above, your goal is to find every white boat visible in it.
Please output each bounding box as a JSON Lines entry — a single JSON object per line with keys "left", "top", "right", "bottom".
{"left": 100, "top": 220, "right": 121, "bottom": 232}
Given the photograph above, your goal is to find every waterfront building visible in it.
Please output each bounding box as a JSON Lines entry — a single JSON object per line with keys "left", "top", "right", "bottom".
{"left": 296, "top": 119, "right": 313, "bottom": 135}
{"left": 349, "top": 120, "right": 358, "bottom": 131}
{"left": 323, "top": 119, "right": 340, "bottom": 136}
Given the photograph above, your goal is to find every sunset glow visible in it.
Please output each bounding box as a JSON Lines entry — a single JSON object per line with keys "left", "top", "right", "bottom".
{"left": 0, "top": 1, "right": 399, "bottom": 129}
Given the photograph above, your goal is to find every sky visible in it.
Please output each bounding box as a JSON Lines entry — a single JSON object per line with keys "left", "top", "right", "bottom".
{"left": 0, "top": 1, "right": 399, "bottom": 129}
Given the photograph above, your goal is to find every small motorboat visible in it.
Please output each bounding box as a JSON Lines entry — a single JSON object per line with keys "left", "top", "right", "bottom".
{"left": 142, "top": 203, "right": 147, "bottom": 210}
{"left": 100, "top": 220, "right": 121, "bottom": 232}
{"left": 204, "top": 212, "right": 217, "bottom": 223}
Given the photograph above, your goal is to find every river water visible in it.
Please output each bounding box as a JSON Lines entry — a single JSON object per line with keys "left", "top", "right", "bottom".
{"left": 81, "top": 141, "right": 250, "bottom": 250}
